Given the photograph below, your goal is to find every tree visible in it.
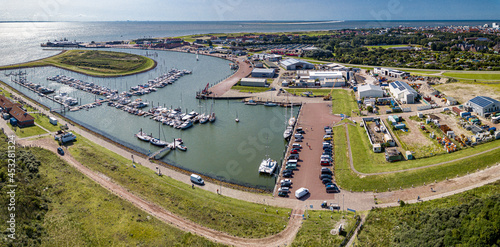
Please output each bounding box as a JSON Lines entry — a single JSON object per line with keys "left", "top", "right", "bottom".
{"left": 207, "top": 40, "right": 213, "bottom": 47}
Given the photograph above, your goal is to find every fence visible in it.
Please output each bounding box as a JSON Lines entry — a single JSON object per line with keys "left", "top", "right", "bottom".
{"left": 339, "top": 215, "right": 362, "bottom": 247}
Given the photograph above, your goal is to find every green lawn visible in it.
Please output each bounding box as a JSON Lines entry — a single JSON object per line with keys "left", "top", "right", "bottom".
{"left": 331, "top": 89, "right": 359, "bottom": 116}
{"left": 286, "top": 88, "right": 332, "bottom": 96}
{"left": 357, "top": 181, "right": 500, "bottom": 247}
{"left": 442, "top": 72, "right": 500, "bottom": 81}
{"left": 333, "top": 124, "right": 500, "bottom": 191}
{"left": 292, "top": 211, "right": 356, "bottom": 246}
{"left": 0, "top": 50, "right": 156, "bottom": 77}
{"left": 401, "top": 69, "right": 441, "bottom": 75}
{"left": 67, "top": 134, "right": 289, "bottom": 238}
{"left": 26, "top": 147, "right": 221, "bottom": 246}
{"left": 31, "top": 113, "right": 62, "bottom": 132}
{"left": 231, "top": 85, "right": 271, "bottom": 93}
{"left": 7, "top": 122, "right": 47, "bottom": 138}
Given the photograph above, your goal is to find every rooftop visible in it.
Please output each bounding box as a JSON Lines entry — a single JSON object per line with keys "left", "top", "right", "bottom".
{"left": 281, "top": 58, "right": 313, "bottom": 67}
{"left": 468, "top": 96, "right": 499, "bottom": 108}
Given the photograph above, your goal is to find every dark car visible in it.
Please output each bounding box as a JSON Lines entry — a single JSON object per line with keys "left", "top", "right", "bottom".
{"left": 320, "top": 174, "right": 332, "bottom": 180}
{"left": 288, "top": 154, "right": 299, "bottom": 160}
{"left": 322, "top": 178, "right": 332, "bottom": 184}
{"left": 283, "top": 170, "right": 293, "bottom": 178}
{"left": 57, "top": 147, "right": 64, "bottom": 155}
{"left": 326, "top": 184, "right": 340, "bottom": 193}
{"left": 278, "top": 191, "right": 288, "bottom": 197}
{"left": 321, "top": 168, "right": 333, "bottom": 175}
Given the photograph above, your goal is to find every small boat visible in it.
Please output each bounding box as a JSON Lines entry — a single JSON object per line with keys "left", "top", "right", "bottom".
{"left": 283, "top": 126, "right": 293, "bottom": 140}
{"left": 245, "top": 99, "right": 257, "bottom": 105}
{"left": 180, "top": 120, "right": 193, "bottom": 130}
{"left": 176, "top": 144, "right": 187, "bottom": 151}
{"left": 235, "top": 110, "right": 239, "bottom": 123}
{"left": 209, "top": 112, "right": 216, "bottom": 123}
{"left": 150, "top": 138, "right": 168, "bottom": 147}
{"left": 135, "top": 128, "right": 152, "bottom": 142}
{"left": 264, "top": 102, "right": 278, "bottom": 107}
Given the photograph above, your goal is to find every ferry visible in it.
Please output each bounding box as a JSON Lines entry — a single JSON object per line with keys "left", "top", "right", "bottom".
{"left": 258, "top": 158, "right": 277, "bottom": 175}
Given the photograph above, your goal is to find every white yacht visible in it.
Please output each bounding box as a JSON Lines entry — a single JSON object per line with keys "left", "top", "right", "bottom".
{"left": 258, "top": 158, "right": 277, "bottom": 175}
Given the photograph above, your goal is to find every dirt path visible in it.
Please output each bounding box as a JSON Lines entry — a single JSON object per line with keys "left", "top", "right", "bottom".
{"left": 18, "top": 137, "right": 303, "bottom": 247}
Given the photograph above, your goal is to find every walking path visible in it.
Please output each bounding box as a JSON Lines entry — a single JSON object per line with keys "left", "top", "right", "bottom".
{"left": 17, "top": 136, "right": 303, "bottom": 247}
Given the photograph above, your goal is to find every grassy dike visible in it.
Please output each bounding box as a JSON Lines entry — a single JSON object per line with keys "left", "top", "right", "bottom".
{"left": 0, "top": 134, "right": 221, "bottom": 246}
{"left": 67, "top": 134, "right": 289, "bottom": 238}
{"left": 0, "top": 50, "right": 156, "bottom": 77}
{"left": 333, "top": 124, "right": 500, "bottom": 192}
{"left": 292, "top": 211, "right": 356, "bottom": 246}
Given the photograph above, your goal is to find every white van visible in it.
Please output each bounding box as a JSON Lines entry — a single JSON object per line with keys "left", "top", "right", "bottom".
{"left": 190, "top": 174, "right": 204, "bottom": 185}
{"left": 295, "top": 187, "right": 309, "bottom": 199}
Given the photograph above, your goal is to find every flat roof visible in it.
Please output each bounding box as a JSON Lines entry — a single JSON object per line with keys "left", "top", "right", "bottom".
{"left": 252, "top": 68, "right": 275, "bottom": 73}
{"left": 241, "top": 78, "right": 267, "bottom": 83}
{"left": 359, "top": 84, "right": 383, "bottom": 92}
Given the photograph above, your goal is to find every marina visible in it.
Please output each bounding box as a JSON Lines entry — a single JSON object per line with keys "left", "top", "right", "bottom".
{"left": 0, "top": 48, "right": 291, "bottom": 189}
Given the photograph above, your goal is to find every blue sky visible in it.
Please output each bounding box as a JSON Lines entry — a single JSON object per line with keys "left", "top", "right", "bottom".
{"left": 1, "top": 0, "right": 499, "bottom": 21}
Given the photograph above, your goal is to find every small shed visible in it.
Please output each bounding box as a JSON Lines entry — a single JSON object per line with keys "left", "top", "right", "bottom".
{"left": 405, "top": 151, "right": 414, "bottom": 160}
{"left": 373, "top": 143, "right": 382, "bottom": 153}
{"left": 49, "top": 117, "right": 58, "bottom": 125}
{"left": 417, "top": 112, "right": 424, "bottom": 118}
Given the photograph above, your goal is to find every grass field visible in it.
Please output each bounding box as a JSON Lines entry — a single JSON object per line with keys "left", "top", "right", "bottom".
{"left": 24, "top": 147, "right": 221, "bottom": 246}
{"left": 0, "top": 50, "right": 156, "bottom": 77}
{"left": 231, "top": 85, "right": 271, "bottom": 93}
{"left": 30, "top": 113, "right": 62, "bottom": 132}
{"left": 442, "top": 72, "right": 500, "bottom": 81}
{"left": 356, "top": 180, "right": 500, "bottom": 246}
{"left": 401, "top": 69, "right": 441, "bottom": 75}
{"left": 333, "top": 124, "right": 500, "bottom": 191}
{"left": 292, "top": 211, "right": 356, "bottom": 246}
{"left": 331, "top": 89, "right": 359, "bottom": 116}
{"left": 7, "top": 122, "right": 47, "bottom": 138}
{"left": 67, "top": 134, "right": 289, "bottom": 238}
{"left": 286, "top": 88, "right": 332, "bottom": 96}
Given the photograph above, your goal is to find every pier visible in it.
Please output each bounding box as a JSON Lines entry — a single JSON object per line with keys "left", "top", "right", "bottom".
{"left": 148, "top": 145, "right": 174, "bottom": 159}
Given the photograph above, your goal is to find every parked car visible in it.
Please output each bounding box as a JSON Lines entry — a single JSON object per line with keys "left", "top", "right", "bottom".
{"left": 57, "top": 147, "right": 64, "bottom": 155}
{"left": 278, "top": 191, "right": 288, "bottom": 197}
{"left": 288, "top": 154, "right": 299, "bottom": 160}
{"left": 326, "top": 184, "right": 340, "bottom": 193}
{"left": 320, "top": 174, "right": 333, "bottom": 180}
{"left": 295, "top": 187, "right": 309, "bottom": 199}
{"left": 322, "top": 178, "right": 332, "bottom": 184}
{"left": 280, "top": 179, "right": 292, "bottom": 184}
{"left": 281, "top": 181, "right": 292, "bottom": 187}
{"left": 321, "top": 168, "right": 333, "bottom": 175}
{"left": 278, "top": 187, "right": 290, "bottom": 193}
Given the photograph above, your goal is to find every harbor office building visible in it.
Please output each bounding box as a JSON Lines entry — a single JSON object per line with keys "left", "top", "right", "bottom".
{"left": 389, "top": 81, "right": 418, "bottom": 104}
{"left": 465, "top": 96, "right": 500, "bottom": 117}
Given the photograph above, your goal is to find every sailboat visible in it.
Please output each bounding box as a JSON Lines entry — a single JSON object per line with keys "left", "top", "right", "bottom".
{"left": 235, "top": 110, "right": 239, "bottom": 122}
{"left": 150, "top": 123, "right": 169, "bottom": 147}
{"left": 135, "top": 128, "right": 152, "bottom": 142}
{"left": 209, "top": 100, "right": 216, "bottom": 122}
{"left": 196, "top": 53, "right": 199, "bottom": 61}
{"left": 288, "top": 103, "right": 296, "bottom": 126}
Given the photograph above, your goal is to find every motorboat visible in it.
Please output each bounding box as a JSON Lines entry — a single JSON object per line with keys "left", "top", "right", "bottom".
{"left": 283, "top": 126, "right": 293, "bottom": 140}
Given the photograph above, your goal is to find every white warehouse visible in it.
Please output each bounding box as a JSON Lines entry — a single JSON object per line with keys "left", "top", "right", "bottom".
{"left": 308, "top": 71, "right": 343, "bottom": 80}
{"left": 389, "top": 81, "right": 418, "bottom": 104}
{"left": 240, "top": 78, "right": 268, "bottom": 87}
{"left": 358, "top": 84, "right": 384, "bottom": 99}
{"left": 465, "top": 96, "right": 500, "bottom": 117}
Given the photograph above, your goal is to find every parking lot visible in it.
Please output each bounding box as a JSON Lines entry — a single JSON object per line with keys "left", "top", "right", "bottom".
{"left": 275, "top": 103, "right": 342, "bottom": 200}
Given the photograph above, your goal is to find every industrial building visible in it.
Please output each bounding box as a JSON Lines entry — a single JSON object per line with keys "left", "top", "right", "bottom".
{"left": 308, "top": 71, "right": 343, "bottom": 80}
{"left": 389, "top": 81, "right": 419, "bottom": 104}
{"left": 373, "top": 67, "right": 410, "bottom": 78}
{"left": 239, "top": 78, "right": 268, "bottom": 87}
{"left": 321, "top": 78, "right": 345, "bottom": 87}
{"left": 280, "top": 58, "right": 314, "bottom": 70}
{"left": 465, "top": 96, "right": 500, "bottom": 117}
{"left": 251, "top": 68, "right": 275, "bottom": 78}
{"left": 358, "top": 84, "right": 384, "bottom": 99}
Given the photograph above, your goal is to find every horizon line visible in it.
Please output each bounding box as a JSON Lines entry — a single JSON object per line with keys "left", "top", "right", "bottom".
{"left": 1, "top": 19, "right": 500, "bottom": 23}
